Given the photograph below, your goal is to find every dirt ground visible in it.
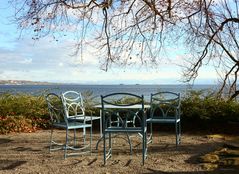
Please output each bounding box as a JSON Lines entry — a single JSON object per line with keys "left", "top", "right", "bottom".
{"left": 0, "top": 130, "right": 238, "bottom": 174}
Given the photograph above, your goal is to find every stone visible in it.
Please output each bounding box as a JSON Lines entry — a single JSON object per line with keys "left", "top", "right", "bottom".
{"left": 199, "top": 154, "right": 220, "bottom": 163}
{"left": 219, "top": 157, "right": 239, "bottom": 166}
{"left": 219, "top": 149, "right": 239, "bottom": 157}
{"left": 201, "top": 163, "right": 218, "bottom": 171}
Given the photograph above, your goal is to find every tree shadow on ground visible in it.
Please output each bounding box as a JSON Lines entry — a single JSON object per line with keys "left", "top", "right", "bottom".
{"left": 0, "top": 160, "right": 27, "bottom": 170}
{"left": 145, "top": 141, "right": 223, "bottom": 158}
{"left": 12, "top": 146, "right": 42, "bottom": 152}
{"left": 144, "top": 167, "right": 239, "bottom": 174}
{"left": 0, "top": 138, "right": 13, "bottom": 145}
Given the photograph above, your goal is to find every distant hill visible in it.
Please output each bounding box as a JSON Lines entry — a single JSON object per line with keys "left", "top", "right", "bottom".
{"left": 0, "top": 80, "right": 55, "bottom": 85}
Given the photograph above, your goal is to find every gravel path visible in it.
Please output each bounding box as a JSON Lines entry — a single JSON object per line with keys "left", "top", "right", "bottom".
{"left": 0, "top": 130, "right": 237, "bottom": 174}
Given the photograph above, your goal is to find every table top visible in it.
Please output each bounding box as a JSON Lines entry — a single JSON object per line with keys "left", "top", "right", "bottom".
{"left": 94, "top": 104, "right": 150, "bottom": 109}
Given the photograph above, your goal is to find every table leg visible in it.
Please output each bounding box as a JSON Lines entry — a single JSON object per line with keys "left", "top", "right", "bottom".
{"left": 96, "top": 109, "right": 103, "bottom": 150}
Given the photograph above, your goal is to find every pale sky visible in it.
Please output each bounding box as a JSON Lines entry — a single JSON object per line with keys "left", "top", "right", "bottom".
{"left": 0, "top": 2, "right": 218, "bottom": 84}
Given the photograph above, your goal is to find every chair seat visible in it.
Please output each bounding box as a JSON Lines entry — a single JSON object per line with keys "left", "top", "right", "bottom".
{"left": 105, "top": 127, "right": 143, "bottom": 133}
{"left": 68, "top": 122, "right": 92, "bottom": 129}
{"left": 53, "top": 122, "right": 91, "bottom": 129}
{"left": 69, "top": 116, "right": 100, "bottom": 121}
{"left": 53, "top": 122, "right": 67, "bottom": 128}
{"left": 147, "top": 118, "right": 180, "bottom": 123}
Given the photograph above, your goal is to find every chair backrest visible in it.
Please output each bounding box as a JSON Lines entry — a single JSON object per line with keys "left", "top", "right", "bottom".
{"left": 101, "top": 93, "right": 145, "bottom": 129}
{"left": 150, "top": 92, "right": 181, "bottom": 119}
{"left": 61, "top": 91, "right": 85, "bottom": 119}
{"left": 45, "top": 93, "right": 66, "bottom": 124}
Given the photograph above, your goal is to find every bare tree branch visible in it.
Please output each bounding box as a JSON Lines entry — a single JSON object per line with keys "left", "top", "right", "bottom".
{"left": 9, "top": 0, "right": 239, "bottom": 99}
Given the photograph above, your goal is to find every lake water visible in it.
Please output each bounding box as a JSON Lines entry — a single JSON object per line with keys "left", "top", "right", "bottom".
{"left": 0, "top": 84, "right": 216, "bottom": 102}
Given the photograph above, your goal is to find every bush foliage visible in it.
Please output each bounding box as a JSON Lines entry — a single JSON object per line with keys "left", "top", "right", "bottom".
{"left": 0, "top": 93, "right": 49, "bottom": 134}
{"left": 181, "top": 90, "right": 239, "bottom": 132}
{"left": 182, "top": 90, "right": 239, "bottom": 122}
{"left": 0, "top": 90, "right": 239, "bottom": 134}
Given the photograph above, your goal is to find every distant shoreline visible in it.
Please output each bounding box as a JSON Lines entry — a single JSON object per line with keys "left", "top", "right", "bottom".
{"left": 0, "top": 80, "right": 217, "bottom": 86}
{"left": 0, "top": 80, "right": 59, "bottom": 85}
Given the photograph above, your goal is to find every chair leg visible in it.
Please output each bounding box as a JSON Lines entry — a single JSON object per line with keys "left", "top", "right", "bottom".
{"left": 142, "top": 131, "right": 147, "bottom": 165}
{"left": 109, "top": 132, "right": 112, "bottom": 157}
{"left": 103, "top": 132, "right": 106, "bottom": 165}
{"left": 175, "top": 122, "right": 181, "bottom": 147}
{"left": 126, "top": 132, "right": 132, "bottom": 155}
{"left": 142, "top": 132, "right": 145, "bottom": 165}
{"left": 150, "top": 122, "right": 153, "bottom": 141}
{"left": 90, "top": 126, "right": 92, "bottom": 155}
{"left": 147, "top": 122, "right": 153, "bottom": 144}
{"left": 96, "top": 136, "right": 103, "bottom": 150}
{"left": 103, "top": 132, "right": 112, "bottom": 165}
{"left": 178, "top": 121, "right": 181, "bottom": 144}
{"left": 83, "top": 127, "right": 86, "bottom": 145}
{"left": 64, "top": 129, "right": 68, "bottom": 159}
{"left": 175, "top": 122, "right": 178, "bottom": 147}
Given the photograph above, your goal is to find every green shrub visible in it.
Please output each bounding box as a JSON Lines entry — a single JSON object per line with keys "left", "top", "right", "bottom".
{"left": 1, "top": 90, "right": 239, "bottom": 134}
{"left": 0, "top": 92, "right": 50, "bottom": 132}
{"left": 181, "top": 90, "right": 239, "bottom": 131}
{"left": 0, "top": 115, "right": 35, "bottom": 134}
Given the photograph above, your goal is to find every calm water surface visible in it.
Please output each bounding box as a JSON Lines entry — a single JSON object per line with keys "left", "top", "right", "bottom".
{"left": 0, "top": 84, "right": 216, "bottom": 101}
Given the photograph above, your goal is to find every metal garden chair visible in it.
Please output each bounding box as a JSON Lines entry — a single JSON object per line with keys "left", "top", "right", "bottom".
{"left": 101, "top": 93, "right": 147, "bottom": 165}
{"left": 147, "top": 92, "right": 181, "bottom": 146}
{"left": 61, "top": 91, "right": 101, "bottom": 136}
{"left": 45, "top": 93, "right": 92, "bottom": 159}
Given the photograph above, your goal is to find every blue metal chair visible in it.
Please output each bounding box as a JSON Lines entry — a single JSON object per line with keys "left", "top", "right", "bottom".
{"left": 147, "top": 92, "right": 181, "bottom": 146}
{"left": 62, "top": 91, "right": 101, "bottom": 122}
{"left": 45, "top": 93, "right": 92, "bottom": 159}
{"left": 62, "top": 91, "right": 101, "bottom": 135}
{"left": 101, "top": 93, "right": 147, "bottom": 165}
